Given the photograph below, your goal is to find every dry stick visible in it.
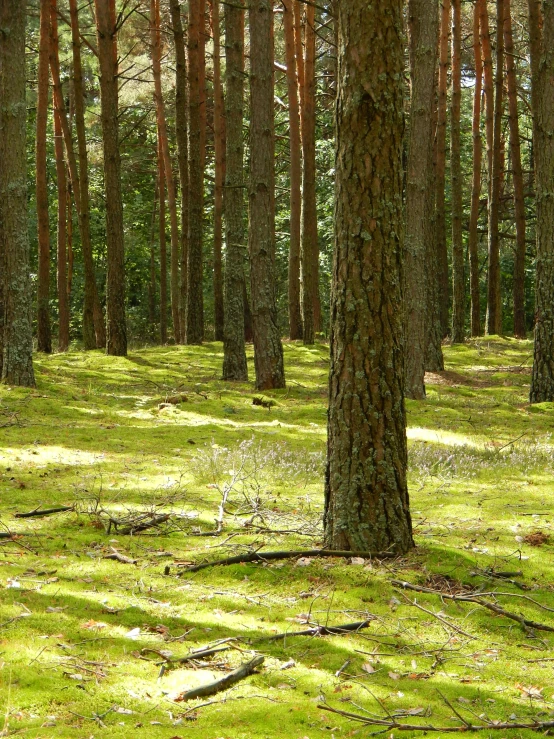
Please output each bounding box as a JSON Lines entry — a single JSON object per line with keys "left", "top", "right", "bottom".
{"left": 391, "top": 580, "right": 554, "bottom": 633}
{"left": 158, "top": 645, "right": 231, "bottom": 666}
{"left": 174, "top": 655, "right": 264, "bottom": 702}
{"left": 0, "top": 532, "right": 26, "bottom": 539}
{"left": 118, "top": 513, "right": 170, "bottom": 535}
{"left": 103, "top": 548, "right": 137, "bottom": 565}
{"left": 397, "top": 592, "right": 476, "bottom": 639}
{"left": 176, "top": 549, "right": 396, "bottom": 574}
{"left": 14, "top": 505, "right": 74, "bottom": 519}
{"left": 318, "top": 703, "right": 554, "bottom": 733}
{"left": 256, "top": 619, "right": 375, "bottom": 643}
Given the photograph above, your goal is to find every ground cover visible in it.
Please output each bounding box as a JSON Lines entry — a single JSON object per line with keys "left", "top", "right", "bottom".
{"left": 1, "top": 337, "right": 553, "bottom": 738}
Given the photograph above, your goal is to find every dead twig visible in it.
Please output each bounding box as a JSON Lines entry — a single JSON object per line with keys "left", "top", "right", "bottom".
{"left": 14, "top": 505, "right": 74, "bottom": 519}
{"left": 174, "top": 655, "right": 264, "bottom": 702}
{"left": 103, "top": 548, "right": 137, "bottom": 564}
{"left": 256, "top": 618, "right": 375, "bottom": 642}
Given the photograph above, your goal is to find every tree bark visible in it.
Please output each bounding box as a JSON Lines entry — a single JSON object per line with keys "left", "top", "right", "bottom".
{"left": 187, "top": 0, "right": 205, "bottom": 344}
{"left": 405, "top": 0, "right": 439, "bottom": 398}
{"left": 148, "top": 180, "right": 158, "bottom": 334}
{"left": 450, "top": 0, "right": 464, "bottom": 344}
{"left": 37, "top": 0, "right": 52, "bottom": 354}
{"left": 168, "top": 0, "right": 189, "bottom": 346}
{"left": 283, "top": 0, "right": 303, "bottom": 341}
{"left": 150, "top": 0, "right": 181, "bottom": 343}
{"left": 54, "top": 107, "right": 70, "bottom": 352}
{"left": 480, "top": 0, "right": 494, "bottom": 201}
{"left": 529, "top": 0, "right": 554, "bottom": 402}
{"left": 158, "top": 132, "right": 168, "bottom": 345}
{"left": 504, "top": 0, "right": 527, "bottom": 339}
{"left": 324, "top": 0, "right": 413, "bottom": 554}
{"left": 468, "top": 0, "right": 483, "bottom": 337}
{"left": 300, "top": 1, "right": 318, "bottom": 345}
{"left": 67, "top": 175, "right": 74, "bottom": 304}
{"left": 68, "top": 0, "right": 105, "bottom": 349}
{"left": 435, "top": 0, "right": 451, "bottom": 338}
{"left": 94, "top": 0, "right": 127, "bottom": 356}
{"left": 211, "top": 0, "right": 225, "bottom": 343}
{"left": 0, "top": 0, "right": 35, "bottom": 386}
{"left": 222, "top": 0, "right": 248, "bottom": 380}
{"left": 248, "top": 0, "right": 285, "bottom": 390}
{"left": 485, "top": 0, "right": 504, "bottom": 335}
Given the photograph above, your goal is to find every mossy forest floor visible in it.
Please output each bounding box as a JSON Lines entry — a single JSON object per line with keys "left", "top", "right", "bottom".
{"left": 1, "top": 337, "right": 554, "bottom": 738}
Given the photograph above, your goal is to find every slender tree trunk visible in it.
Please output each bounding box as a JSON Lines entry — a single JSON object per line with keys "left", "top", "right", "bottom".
{"left": 468, "top": 0, "right": 483, "bottom": 337}
{"left": 37, "top": 0, "right": 52, "bottom": 354}
{"left": 199, "top": 0, "right": 207, "bottom": 172}
{"left": 222, "top": 0, "right": 248, "bottom": 380}
{"left": 0, "top": 0, "right": 35, "bottom": 386}
{"left": 148, "top": 181, "right": 158, "bottom": 333}
{"left": 485, "top": 0, "right": 504, "bottom": 335}
{"left": 158, "top": 133, "right": 168, "bottom": 345}
{"left": 249, "top": 0, "right": 285, "bottom": 390}
{"left": 168, "top": 0, "right": 189, "bottom": 342}
{"left": 300, "top": 1, "right": 318, "bottom": 345}
{"left": 435, "top": 0, "right": 451, "bottom": 338}
{"left": 69, "top": 0, "right": 105, "bottom": 349}
{"left": 480, "top": 0, "right": 494, "bottom": 200}
{"left": 211, "top": 0, "right": 225, "bottom": 342}
{"left": 94, "top": 0, "right": 127, "bottom": 356}
{"left": 405, "top": 0, "right": 439, "bottom": 398}
{"left": 54, "top": 107, "right": 69, "bottom": 352}
{"left": 504, "top": 0, "right": 526, "bottom": 338}
{"left": 325, "top": 0, "right": 413, "bottom": 554}
{"left": 150, "top": 0, "right": 181, "bottom": 342}
{"left": 283, "top": 0, "right": 303, "bottom": 341}
{"left": 451, "top": 0, "right": 464, "bottom": 343}
{"left": 187, "top": 0, "right": 204, "bottom": 344}
{"left": 529, "top": 0, "right": 554, "bottom": 402}
{"left": 67, "top": 176, "right": 74, "bottom": 303}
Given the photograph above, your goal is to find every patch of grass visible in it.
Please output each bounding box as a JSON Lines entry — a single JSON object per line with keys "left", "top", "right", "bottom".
{"left": 1, "top": 338, "right": 553, "bottom": 738}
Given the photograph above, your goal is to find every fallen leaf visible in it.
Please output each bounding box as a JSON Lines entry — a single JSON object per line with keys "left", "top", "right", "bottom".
{"left": 361, "top": 663, "right": 376, "bottom": 674}
{"left": 388, "top": 671, "right": 400, "bottom": 680}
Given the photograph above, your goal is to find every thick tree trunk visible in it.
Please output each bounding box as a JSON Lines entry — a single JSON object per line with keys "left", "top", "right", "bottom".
{"left": 325, "top": 0, "right": 413, "bottom": 554}
{"left": 54, "top": 107, "right": 70, "bottom": 352}
{"left": 69, "top": 0, "right": 105, "bottom": 349}
{"left": 151, "top": 0, "right": 181, "bottom": 343}
{"left": 248, "top": 0, "right": 285, "bottom": 390}
{"left": 37, "top": 0, "right": 52, "bottom": 354}
{"left": 187, "top": 0, "right": 204, "bottom": 344}
{"left": 300, "top": 1, "right": 318, "bottom": 345}
{"left": 222, "top": 0, "right": 248, "bottom": 381}
{"left": 94, "top": 0, "right": 127, "bottom": 356}
{"left": 435, "top": 0, "right": 451, "bottom": 338}
{"left": 485, "top": 0, "right": 504, "bottom": 335}
{"left": 450, "top": 0, "right": 464, "bottom": 344}
{"left": 404, "top": 0, "right": 439, "bottom": 399}
{"left": 468, "top": 0, "right": 483, "bottom": 337}
{"left": 212, "top": 0, "right": 225, "bottom": 343}
{"left": 529, "top": 0, "right": 554, "bottom": 402}
{"left": 504, "top": 0, "right": 527, "bottom": 339}
{"left": 158, "top": 133, "right": 168, "bottom": 345}
{"left": 283, "top": 0, "right": 303, "bottom": 341}
{"left": 0, "top": 0, "right": 35, "bottom": 386}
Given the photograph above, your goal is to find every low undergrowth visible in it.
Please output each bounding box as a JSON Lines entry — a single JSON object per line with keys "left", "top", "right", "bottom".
{"left": 0, "top": 337, "right": 553, "bottom": 738}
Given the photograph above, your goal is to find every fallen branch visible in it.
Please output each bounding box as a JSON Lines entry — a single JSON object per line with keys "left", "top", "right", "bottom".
{"left": 103, "top": 548, "right": 137, "bottom": 564}
{"left": 174, "top": 655, "right": 264, "bottom": 702}
{"left": 257, "top": 619, "right": 374, "bottom": 642}
{"left": 14, "top": 505, "right": 74, "bottom": 519}
{"left": 0, "top": 531, "right": 25, "bottom": 539}
{"left": 176, "top": 549, "right": 396, "bottom": 574}
{"left": 318, "top": 703, "right": 554, "bottom": 733}
{"left": 159, "top": 645, "right": 231, "bottom": 666}
{"left": 118, "top": 513, "right": 170, "bottom": 535}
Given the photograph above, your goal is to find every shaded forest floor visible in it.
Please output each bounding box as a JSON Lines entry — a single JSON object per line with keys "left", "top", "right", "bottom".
{"left": 1, "top": 337, "right": 554, "bottom": 738}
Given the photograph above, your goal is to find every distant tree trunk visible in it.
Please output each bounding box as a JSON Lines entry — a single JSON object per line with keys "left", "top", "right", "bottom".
{"left": 187, "top": 0, "right": 204, "bottom": 344}
{"left": 168, "top": 0, "right": 189, "bottom": 341}
{"left": 222, "top": 0, "right": 248, "bottom": 380}
{"left": 504, "top": 0, "right": 526, "bottom": 339}
{"left": 211, "top": 0, "right": 225, "bottom": 343}
{"left": 468, "top": 0, "right": 483, "bottom": 337}
{"left": 69, "top": 0, "right": 105, "bottom": 349}
{"left": 94, "top": 0, "right": 127, "bottom": 356}
{"left": 148, "top": 181, "right": 158, "bottom": 333}
{"left": 283, "top": 0, "right": 303, "bottom": 341}
{"left": 37, "top": 0, "right": 52, "bottom": 354}
{"left": 404, "top": 0, "right": 439, "bottom": 399}
{"left": 529, "top": 0, "right": 554, "bottom": 402}
{"left": 67, "top": 176, "right": 74, "bottom": 302}
{"left": 480, "top": 0, "right": 494, "bottom": 200}
{"left": 325, "top": 0, "right": 413, "bottom": 554}
{"left": 158, "top": 131, "right": 168, "bottom": 344}
{"left": 435, "top": 0, "right": 451, "bottom": 338}
{"left": 150, "top": 0, "right": 181, "bottom": 343}
{"left": 451, "top": 0, "right": 464, "bottom": 343}
{"left": 0, "top": 0, "right": 35, "bottom": 386}
{"left": 485, "top": 0, "right": 504, "bottom": 335}
{"left": 54, "top": 107, "right": 69, "bottom": 352}
{"left": 248, "top": 0, "right": 285, "bottom": 390}
{"left": 300, "top": 1, "right": 318, "bottom": 345}
{"left": 199, "top": 0, "right": 207, "bottom": 172}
